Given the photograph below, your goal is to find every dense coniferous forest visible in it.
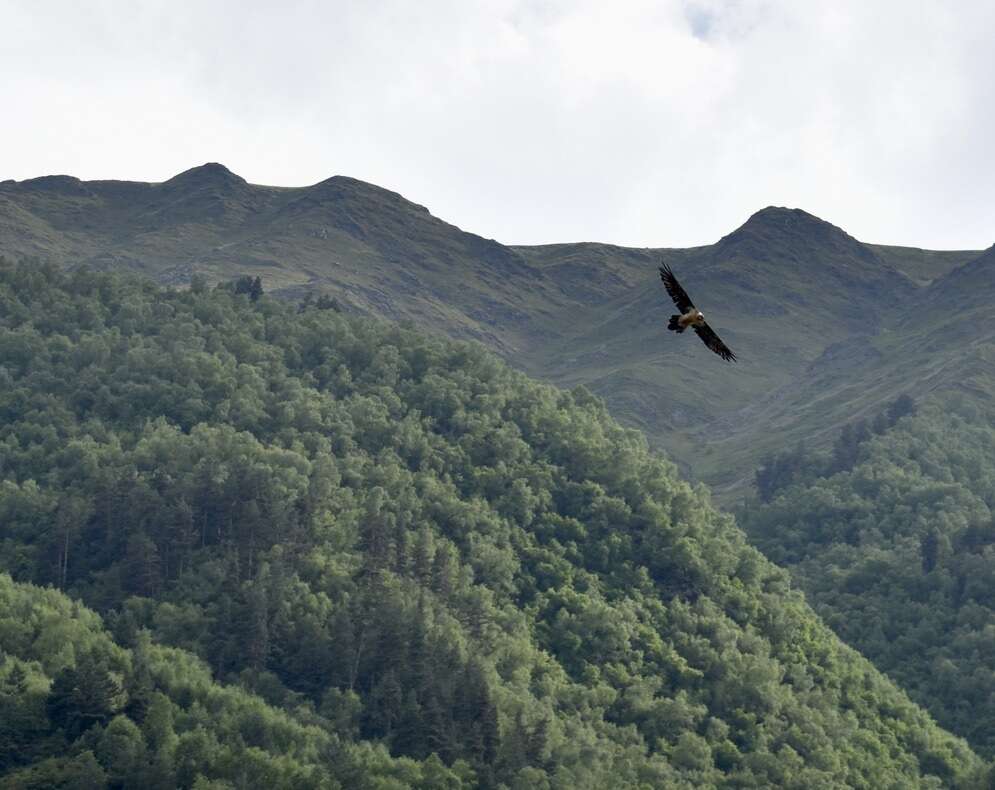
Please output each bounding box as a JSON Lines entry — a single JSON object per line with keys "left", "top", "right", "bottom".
{"left": 0, "top": 260, "right": 990, "bottom": 788}
{"left": 741, "top": 401, "right": 995, "bottom": 758}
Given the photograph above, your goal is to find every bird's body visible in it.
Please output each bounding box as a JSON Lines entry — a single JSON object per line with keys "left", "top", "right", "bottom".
{"left": 669, "top": 308, "right": 706, "bottom": 332}
{"left": 659, "top": 264, "right": 737, "bottom": 362}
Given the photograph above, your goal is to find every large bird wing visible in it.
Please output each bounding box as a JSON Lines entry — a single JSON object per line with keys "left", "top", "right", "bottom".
{"left": 694, "top": 323, "right": 737, "bottom": 362}
{"left": 659, "top": 264, "right": 695, "bottom": 313}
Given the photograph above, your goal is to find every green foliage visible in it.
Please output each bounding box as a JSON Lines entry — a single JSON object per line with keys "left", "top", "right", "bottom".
{"left": 754, "top": 397, "right": 918, "bottom": 503}
{"left": 0, "top": 261, "right": 987, "bottom": 787}
{"left": 740, "top": 400, "right": 995, "bottom": 757}
{"left": 230, "top": 276, "right": 263, "bottom": 302}
{"left": 0, "top": 750, "right": 108, "bottom": 790}
{"left": 46, "top": 650, "right": 125, "bottom": 740}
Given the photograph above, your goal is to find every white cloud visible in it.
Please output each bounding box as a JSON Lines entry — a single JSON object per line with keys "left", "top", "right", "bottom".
{"left": 1, "top": 0, "right": 993, "bottom": 249}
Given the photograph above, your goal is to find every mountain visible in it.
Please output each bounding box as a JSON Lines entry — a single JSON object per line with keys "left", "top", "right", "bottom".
{"left": 0, "top": 163, "right": 579, "bottom": 356}
{"left": 513, "top": 207, "right": 939, "bottom": 490}
{"left": 0, "top": 165, "right": 986, "bottom": 500}
{"left": 0, "top": 261, "right": 987, "bottom": 787}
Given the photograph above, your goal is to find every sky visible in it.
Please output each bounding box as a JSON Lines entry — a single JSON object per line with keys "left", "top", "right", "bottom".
{"left": 2, "top": 0, "right": 993, "bottom": 250}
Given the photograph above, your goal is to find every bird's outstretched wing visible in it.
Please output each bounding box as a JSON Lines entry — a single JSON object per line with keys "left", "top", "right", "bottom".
{"left": 659, "top": 264, "right": 695, "bottom": 313}
{"left": 694, "top": 323, "right": 737, "bottom": 362}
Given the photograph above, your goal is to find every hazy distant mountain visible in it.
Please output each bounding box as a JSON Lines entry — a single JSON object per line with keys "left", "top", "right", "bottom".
{"left": 0, "top": 164, "right": 987, "bottom": 498}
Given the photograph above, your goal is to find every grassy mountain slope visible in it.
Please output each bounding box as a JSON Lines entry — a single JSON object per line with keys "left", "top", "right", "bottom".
{"left": 0, "top": 165, "right": 988, "bottom": 501}
{"left": 514, "top": 208, "right": 936, "bottom": 488}
{"left": 0, "top": 261, "right": 988, "bottom": 788}
{"left": 867, "top": 244, "right": 980, "bottom": 285}
{"left": 0, "top": 164, "right": 579, "bottom": 356}
{"left": 757, "top": 244, "right": 995, "bottom": 477}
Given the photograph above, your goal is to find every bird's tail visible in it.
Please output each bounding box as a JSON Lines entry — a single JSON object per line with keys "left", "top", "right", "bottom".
{"left": 668, "top": 315, "right": 685, "bottom": 333}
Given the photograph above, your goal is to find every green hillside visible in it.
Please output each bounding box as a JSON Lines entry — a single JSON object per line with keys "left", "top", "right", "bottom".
{"left": 866, "top": 244, "right": 980, "bottom": 286}
{"left": 2, "top": 165, "right": 986, "bottom": 501}
{"left": 0, "top": 574, "right": 474, "bottom": 789}
{"left": 513, "top": 207, "right": 943, "bottom": 491}
{"left": 0, "top": 164, "right": 579, "bottom": 356}
{"left": 739, "top": 398, "right": 995, "bottom": 758}
{"left": 0, "top": 261, "right": 988, "bottom": 787}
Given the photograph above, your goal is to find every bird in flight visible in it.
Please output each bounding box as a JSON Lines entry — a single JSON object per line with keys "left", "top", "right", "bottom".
{"left": 659, "top": 263, "right": 737, "bottom": 362}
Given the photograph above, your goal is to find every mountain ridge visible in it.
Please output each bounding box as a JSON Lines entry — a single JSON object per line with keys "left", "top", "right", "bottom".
{"left": 0, "top": 163, "right": 988, "bottom": 497}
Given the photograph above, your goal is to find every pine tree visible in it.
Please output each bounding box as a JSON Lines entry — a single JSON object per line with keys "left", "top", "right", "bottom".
{"left": 921, "top": 530, "right": 941, "bottom": 574}
{"left": 46, "top": 652, "right": 123, "bottom": 740}
{"left": 124, "top": 531, "right": 161, "bottom": 597}
{"left": 0, "top": 664, "right": 32, "bottom": 771}
{"left": 124, "top": 632, "right": 156, "bottom": 722}
{"left": 244, "top": 581, "right": 270, "bottom": 670}
{"left": 887, "top": 394, "right": 916, "bottom": 424}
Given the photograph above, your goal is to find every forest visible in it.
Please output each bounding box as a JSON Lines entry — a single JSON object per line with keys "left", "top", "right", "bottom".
{"left": 741, "top": 398, "right": 995, "bottom": 758}
{"left": 0, "top": 259, "right": 990, "bottom": 788}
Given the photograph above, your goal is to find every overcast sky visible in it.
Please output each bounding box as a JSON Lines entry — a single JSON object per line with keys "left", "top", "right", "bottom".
{"left": 2, "top": 1, "right": 993, "bottom": 249}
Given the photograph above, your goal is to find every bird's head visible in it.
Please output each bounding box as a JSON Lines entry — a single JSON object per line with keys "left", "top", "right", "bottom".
{"left": 695, "top": 311, "right": 705, "bottom": 322}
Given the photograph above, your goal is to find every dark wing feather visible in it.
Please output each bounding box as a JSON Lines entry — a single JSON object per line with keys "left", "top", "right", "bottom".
{"left": 659, "top": 264, "right": 695, "bottom": 313}
{"left": 694, "top": 323, "right": 737, "bottom": 362}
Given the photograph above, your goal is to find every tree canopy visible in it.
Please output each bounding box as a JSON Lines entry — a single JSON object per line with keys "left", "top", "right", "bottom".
{"left": 0, "top": 260, "right": 987, "bottom": 788}
{"left": 741, "top": 399, "right": 995, "bottom": 759}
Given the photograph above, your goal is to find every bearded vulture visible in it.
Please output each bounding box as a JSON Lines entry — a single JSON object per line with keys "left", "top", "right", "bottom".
{"left": 660, "top": 263, "right": 737, "bottom": 362}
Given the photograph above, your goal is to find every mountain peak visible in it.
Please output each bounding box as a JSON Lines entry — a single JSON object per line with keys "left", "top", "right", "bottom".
{"left": 10, "top": 174, "right": 94, "bottom": 196}
{"left": 302, "top": 175, "right": 432, "bottom": 215}
{"left": 162, "top": 162, "right": 247, "bottom": 190}
{"left": 149, "top": 163, "right": 254, "bottom": 223}
{"left": 716, "top": 205, "right": 876, "bottom": 263}
{"left": 739, "top": 206, "right": 849, "bottom": 237}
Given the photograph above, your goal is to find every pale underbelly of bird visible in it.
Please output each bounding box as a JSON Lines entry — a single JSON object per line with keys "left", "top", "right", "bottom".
{"left": 677, "top": 311, "right": 704, "bottom": 329}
